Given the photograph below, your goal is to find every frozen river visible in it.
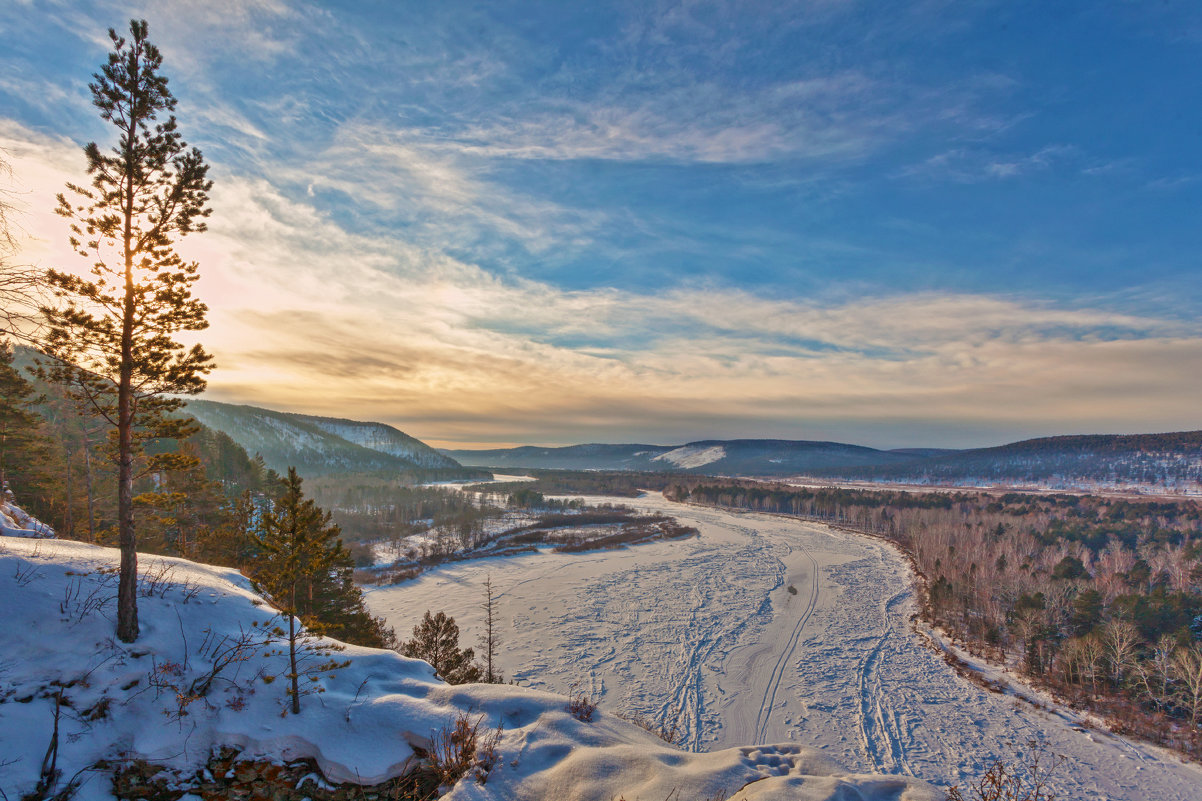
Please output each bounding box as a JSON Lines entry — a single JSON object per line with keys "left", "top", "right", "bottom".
{"left": 365, "top": 493, "right": 1202, "bottom": 799}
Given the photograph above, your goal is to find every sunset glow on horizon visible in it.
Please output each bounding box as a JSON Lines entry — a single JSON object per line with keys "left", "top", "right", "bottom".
{"left": 3, "top": 2, "right": 1201, "bottom": 450}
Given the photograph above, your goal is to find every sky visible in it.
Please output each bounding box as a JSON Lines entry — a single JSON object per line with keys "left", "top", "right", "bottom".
{"left": 1, "top": 0, "right": 1200, "bottom": 450}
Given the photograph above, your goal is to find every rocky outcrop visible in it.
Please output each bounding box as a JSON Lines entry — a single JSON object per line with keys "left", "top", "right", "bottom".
{"left": 106, "top": 748, "right": 438, "bottom": 801}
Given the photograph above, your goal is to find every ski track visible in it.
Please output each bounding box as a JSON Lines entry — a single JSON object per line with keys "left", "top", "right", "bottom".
{"left": 365, "top": 494, "right": 1202, "bottom": 800}
{"left": 754, "top": 544, "right": 819, "bottom": 745}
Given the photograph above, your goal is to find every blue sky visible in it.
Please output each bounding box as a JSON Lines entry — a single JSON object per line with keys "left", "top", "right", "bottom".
{"left": 2, "top": 1, "right": 1200, "bottom": 448}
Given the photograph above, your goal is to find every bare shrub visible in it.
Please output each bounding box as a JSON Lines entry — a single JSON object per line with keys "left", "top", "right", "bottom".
{"left": 137, "top": 561, "right": 175, "bottom": 598}
{"left": 13, "top": 557, "right": 42, "bottom": 587}
{"left": 137, "top": 622, "right": 271, "bottom": 721}
{"left": 429, "top": 712, "right": 504, "bottom": 787}
{"left": 23, "top": 691, "right": 86, "bottom": 801}
{"left": 567, "top": 685, "right": 596, "bottom": 722}
{"left": 187, "top": 624, "right": 270, "bottom": 698}
{"left": 146, "top": 658, "right": 200, "bottom": 720}
{"left": 617, "top": 710, "right": 681, "bottom": 744}
{"left": 946, "top": 739, "right": 1064, "bottom": 801}
{"left": 58, "top": 573, "right": 114, "bottom": 624}
{"left": 473, "top": 719, "right": 504, "bottom": 784}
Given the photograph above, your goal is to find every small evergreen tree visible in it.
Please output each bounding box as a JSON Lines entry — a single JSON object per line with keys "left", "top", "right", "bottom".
{"left": 42, "top": 19, "right": 213, "bottom": 642}
{"left": 252, "top": 467, "right": 390, "bottom": 711}
{"left": 401, "top": 611, "right": 482, "bottom": 685}
{"left": 253, "top": 468, "right": 342, "bottom": 714}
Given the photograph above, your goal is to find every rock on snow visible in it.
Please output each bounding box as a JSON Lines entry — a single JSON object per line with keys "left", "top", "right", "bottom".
{"left": 0, "top": 487, "right": 55, "bottom": 538}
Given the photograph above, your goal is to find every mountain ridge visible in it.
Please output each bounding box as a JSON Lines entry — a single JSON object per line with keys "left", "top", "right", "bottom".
{"left": 441, "top": 438, "right": 922, "bottom": 474}
{"left": 184, "top": 399, "right": 488, "bottom": 480}
{"left": 443, "top": 430, "right": 1202, "bottom": 489}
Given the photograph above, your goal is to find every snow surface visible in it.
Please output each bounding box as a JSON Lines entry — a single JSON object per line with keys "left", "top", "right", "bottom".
{"left": 306, "top": 419, "right": 460, "bottom": 470}
{"left": 653, "top": 444, "right": 727, "bottom": 469}
{"left": 0, "top": 536, "right": 936, "bottom": 801}
{"left": 366, "top": 493, "right": 1202, "bottom": 800}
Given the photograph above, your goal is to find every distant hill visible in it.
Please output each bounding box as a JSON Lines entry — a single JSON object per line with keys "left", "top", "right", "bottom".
{"left": 818, "top": 431, "right": 1202, "bottom": 490}
{"left": 184, "top": 400, "right": 489, "bottom": 480}
{"left": 442, "top": 443, "right": 667, "bottom": 471}
{"left": 446, "top": 431, "right": 1202, "bottom": 491}
{"left": 442, "top": 439, "right": 919, "bottom": 475}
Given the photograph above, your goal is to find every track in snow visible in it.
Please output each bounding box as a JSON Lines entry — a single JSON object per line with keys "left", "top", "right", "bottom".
{"left": 753, "top": 544, "right": 819, "bottom": 745}
{"left": 365, "top": 493, "right": 1202, "bottom": 800}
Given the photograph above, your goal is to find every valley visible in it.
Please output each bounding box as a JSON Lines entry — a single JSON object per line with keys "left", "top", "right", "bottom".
{"left": 366, "top": 492, "right": 1202, "bottom": 800}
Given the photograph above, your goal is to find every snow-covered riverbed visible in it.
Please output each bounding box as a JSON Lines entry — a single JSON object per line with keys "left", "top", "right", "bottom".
{"left": 364, "top": 493, "right": 1202, "bottom": 799}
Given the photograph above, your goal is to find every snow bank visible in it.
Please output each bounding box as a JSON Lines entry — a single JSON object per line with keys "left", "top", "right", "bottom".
{"left": 0, "top": 537, "right": 937, "bottom": 801}
{"left": 0, "top": 487, "right": 55, "bottom": 538}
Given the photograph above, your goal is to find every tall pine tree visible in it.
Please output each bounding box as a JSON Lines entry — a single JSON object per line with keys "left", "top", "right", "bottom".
{"left": 42, "top": 20, "right": 213, "bottom": 642}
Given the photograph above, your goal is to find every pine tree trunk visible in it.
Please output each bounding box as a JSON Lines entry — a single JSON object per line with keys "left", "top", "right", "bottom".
{"left": 63, "top": 442, "right": 74, "bottom": 539}
{"left": 115, "top": 368, "right": 138, "bottom": 639}
{"left": 83, "top": 433, "right": 95, "bottom": 543}
{"left": 115, "top": 121, "right": 139, "bottom": 644}
{"left": 289, "top": 611, "right": 301, "bottom": 715}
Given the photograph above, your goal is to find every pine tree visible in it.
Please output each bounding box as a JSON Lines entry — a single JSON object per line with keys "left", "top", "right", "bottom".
{"left": 41, "top": 20, "right": 213, "bottom": 642}
{"left": 401, "top": 611, "right": 482, "bottom": 685}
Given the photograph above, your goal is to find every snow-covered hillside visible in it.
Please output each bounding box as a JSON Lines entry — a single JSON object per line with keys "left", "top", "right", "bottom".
{"left": 302, "top": 418, "right": 462, "bottom": 470}
{"left": 366, "top": 493, "right": 1202, "bottom": 800}
{"left": 442, "top": 439, "right": 917, "bottom": 475}
{"left": 0, "top": 536, "right": 937, "bottom": 801}
{"left": 184, "top": 399, "right": 480, "bottom": 478}
{"left": 654, "top": 444, "right": 727, "bottom": 468}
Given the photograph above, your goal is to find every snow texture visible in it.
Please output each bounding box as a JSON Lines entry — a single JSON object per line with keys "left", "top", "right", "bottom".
{"left": 0, "top": 535, "right": 937, "bottom": 801}
{"left": 367, "top": 492, "right": 1202, "bottom": 800}
{"left": 653, "top": 444, "right": 727, "bottom": 469}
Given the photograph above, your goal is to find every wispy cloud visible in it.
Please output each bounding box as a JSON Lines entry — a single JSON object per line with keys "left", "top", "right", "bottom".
{"left": 897, "top": 145, "right": 1077, "bottom": 183}
{"left": 433, "top": 72, "right": 889, "bottom": 165}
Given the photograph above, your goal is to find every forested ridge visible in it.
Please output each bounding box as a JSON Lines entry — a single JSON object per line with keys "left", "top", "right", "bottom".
{"left": 815, "top": 431, "right": 1202, "bottom": 488}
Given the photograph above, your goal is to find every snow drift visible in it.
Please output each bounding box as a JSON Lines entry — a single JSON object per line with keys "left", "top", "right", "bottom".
{"left": 0, "top": 536, "right": 937, "bottom": 801}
